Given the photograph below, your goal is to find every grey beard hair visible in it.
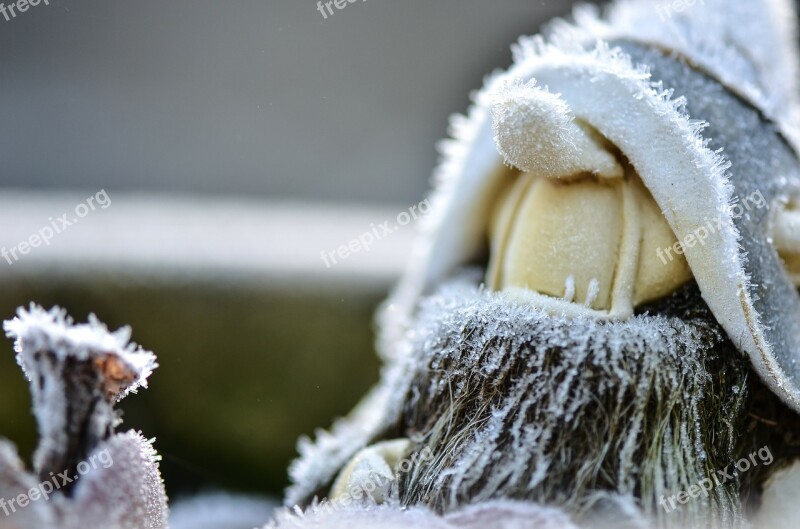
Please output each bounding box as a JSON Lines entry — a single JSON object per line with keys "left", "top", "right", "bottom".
{"left": 394, "top": 272, "right": 799, "bottom": 529}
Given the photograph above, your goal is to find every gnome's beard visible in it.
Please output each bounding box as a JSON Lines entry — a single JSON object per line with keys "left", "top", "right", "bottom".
{"left": 395, "top": 272, "right": 771, "bottom": 529}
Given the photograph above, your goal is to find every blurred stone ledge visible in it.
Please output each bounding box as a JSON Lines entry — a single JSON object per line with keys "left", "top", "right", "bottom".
{"left": 0, "top": 190, "right": 414, "bottom": 288}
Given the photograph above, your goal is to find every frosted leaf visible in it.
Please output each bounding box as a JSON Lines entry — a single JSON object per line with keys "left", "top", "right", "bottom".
{"left": 0, "top": 305, "right": 168, "bottom": 529}
{"left": 61, "top": 432, "right": 169, "bottom": 529}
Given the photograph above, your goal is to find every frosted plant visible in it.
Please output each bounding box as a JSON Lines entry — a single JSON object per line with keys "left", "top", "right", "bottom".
{"left": 0, "top": 305, "right": 168, "bottom": 529}
{"left": 284, "top": 0, "right": 800, "bottom": 528}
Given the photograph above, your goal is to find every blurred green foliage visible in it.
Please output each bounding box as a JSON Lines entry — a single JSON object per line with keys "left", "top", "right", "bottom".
{"left": 0, "top": 277, "right": 384, "bottom": 500}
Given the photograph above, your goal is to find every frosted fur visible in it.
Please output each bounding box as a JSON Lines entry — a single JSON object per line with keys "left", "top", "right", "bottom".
{"left": 397, "top": 276, "right": 748, "bottom": 529}
{"left": 286, "top": 273, "right": 771, "bottom": 528}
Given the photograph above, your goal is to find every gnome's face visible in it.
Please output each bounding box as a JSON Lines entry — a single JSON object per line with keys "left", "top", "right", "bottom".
{"left": 484, "top": 80, "right": 694, "bottom": 317}
{"left": 387, "top": 31, "right": 800, "bottom": 416}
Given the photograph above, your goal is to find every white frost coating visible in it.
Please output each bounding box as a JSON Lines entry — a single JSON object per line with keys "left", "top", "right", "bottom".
{"left": 296, "top": 0, "right": 800, "bottom": 506}
{"left": 491, "top": 80, "right": 623, "bottom": 179}
{"left": 64, "top": 432, "right": 169, "bottom": 529}
{"left": 584, "top": 278, "right": 600, "bottom": 308}
{"left": 563, "top": 275, "right": 575, "bottom": 302}
{"left": 4, "top": 304, "right": 157, "bottom": 401}
{"left": 267, "top": 499, "right": 580, "bottom": 529}
{"left": 544, "top": 0, "right": 800, "bottom": 149}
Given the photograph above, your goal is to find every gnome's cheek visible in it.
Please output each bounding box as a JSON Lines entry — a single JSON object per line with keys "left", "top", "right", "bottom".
{"left": 482, "top": 77, "right": 724, "bottom": 319}
{"left": 772, "top": 198, "right": 800, "bottom": 283}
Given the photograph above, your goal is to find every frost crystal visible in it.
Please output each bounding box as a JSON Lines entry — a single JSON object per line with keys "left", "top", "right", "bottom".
{"left": 4, "top": 304, "right": 157, "bottom": 401}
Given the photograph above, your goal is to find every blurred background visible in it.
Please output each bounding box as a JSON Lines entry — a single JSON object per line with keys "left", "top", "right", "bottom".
{"left": 0, "top": 0, "right": 597, "bottom": 505}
